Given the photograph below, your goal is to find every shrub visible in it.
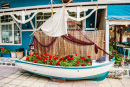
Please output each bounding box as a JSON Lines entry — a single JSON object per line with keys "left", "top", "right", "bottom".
{"left": 1, "top": 49, "right": 10, "bottom": 54}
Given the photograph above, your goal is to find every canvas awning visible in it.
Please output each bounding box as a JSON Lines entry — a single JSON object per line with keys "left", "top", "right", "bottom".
{"left": 107, "top": 5, "right": 130, "bottom": 20}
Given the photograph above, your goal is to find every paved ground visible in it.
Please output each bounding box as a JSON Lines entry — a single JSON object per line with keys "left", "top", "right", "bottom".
{"left": 0, "top": 66, "right": 130, "bottom": 87}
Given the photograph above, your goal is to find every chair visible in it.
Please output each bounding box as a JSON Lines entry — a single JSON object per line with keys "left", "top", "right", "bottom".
{"left": 119, "top": 47, "right": 125, "bottom": 55}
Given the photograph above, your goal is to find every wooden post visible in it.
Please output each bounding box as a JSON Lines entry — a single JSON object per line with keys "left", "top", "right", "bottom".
{"left": 114, "top": 25, "right": 116, "bottom": 45}
{"left": 51, "top": 0, "right": 53, "bottom": 15}
{"left": 105, "top": 20, "right": 109, "bottom": 61}
{"left": 120, "top": 28, "right": 123, "bottom": 44}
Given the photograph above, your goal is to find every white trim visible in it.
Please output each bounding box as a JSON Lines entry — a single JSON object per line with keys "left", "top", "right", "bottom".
{"left": 12, "top": 23, "right": 14, "bottom": 44}
{"left": 84, "top": 28, "right": 96, "bottom": 31}
{"left": 28, "top": 15, "right": 35, "bottom": 30}
{"left": 0, "top": 44, "right": 22, "bottom": 45}
{"left": 109, "top": 20, "right": 130, "bottom": 25}
{"left": 22, "top": 29, "right": 34, "bottom": 31}
{"left": 0, "top": 6, "right": 107, "bottom": 16}
{"left": 83, "top": 11, "right": 86, "bottom": 30}
{"left": 0, "top": 1, "right": 129, "bottom": 12}
{"left": 105, "top": 20, "right": 109, "bottom": 61}
{"left": 0, "top": 20, "right": 22, "bottom": 45}
{"left": 95, "top": 10, "right": 97, "bottom": 30}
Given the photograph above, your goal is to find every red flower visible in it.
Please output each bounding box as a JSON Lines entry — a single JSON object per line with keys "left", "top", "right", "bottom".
{"left": 26, "top": 56, "right": 29, "bottom": 61}
{"left": 50, "top": 62, "right": 53, "bottom": 65}
{"left": 121, "top": 56, "right": 123, "bottom": 58}
{"left": 54, "top": 57, "right": 58, "bottom": 60}
{"left": 70, "top": 58, "right": 74, "bottom": 60}
{"left": 39, "top": 58, "right": 42, "bottom": 60}
{"left": 109, "top": 57, "right": 112, "bottom": 59}
{"left": 59, "top": 60, "right": 61, "bottom": 62}
{"left": 80, "top": 57, "right": 83, "bottom": 59}
{"left": 45, "top": 61, "right": 48, "bottom": 63}
{"left": 67, "top": 55, "right": 70, "bottom": 58}
{"left": 43, "top": 59, "right": 46, "bottom": 62}
{"left": 82, "top": 63, "right": 85, "bottom": 66}
{"left": 77, "top": 60, "right": 80, "bottom": 64}
{"left": 49, "top": 58, "right": 52, "bottom": 60}
{"left": 63, "top": 60, "right": 66, "bottom": 62}
{"left": 0, "top": 47, "right": 4, "bottom": 51}
{"left": 75, "top": 64, "right": 78, "bottom": 67}
{"left": 60, "top": 57, "right": 63, "bottom": 60}
{"left": 87, "top": 56, "right": 91, "bottom": 58}
{"left": 57, "top": 55, "right": 59, "bottom": 57}
{"left": 36, "top": 56, "right": 39, "bottom": 59}
{"left": 29, "top": 54, "right": 33, "bottom": 56}
{"left": 75, "top": 54, "right": 78, "bottom": 56}
{"left": 36, "top": 53, "right": 38, "bottom": 55}
{"left": 87, "top": 61, "right": 91, "bottom": 63}
{"left": 34, "top": 60, "right": 37, "bottom": 63}
{"left": 56, "top": 62, "right": 60, "bottom": 65}
{"left": 49, "top": 56, "right": 52, "bottom": 58}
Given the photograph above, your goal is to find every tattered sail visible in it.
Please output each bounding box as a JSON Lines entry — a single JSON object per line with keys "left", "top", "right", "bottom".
{"left": 37, "top": 6, "right": 68, "bottom": 37}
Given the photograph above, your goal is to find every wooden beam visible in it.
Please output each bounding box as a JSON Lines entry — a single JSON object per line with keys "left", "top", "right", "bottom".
{"left": 0, "top": 1, "right": 129, "bottom": 12}
{"left": 114, "top": 25, "right": 116, "bottom": 45}
{"left": 120, "top": 27, "right": 123, "bottom": 44}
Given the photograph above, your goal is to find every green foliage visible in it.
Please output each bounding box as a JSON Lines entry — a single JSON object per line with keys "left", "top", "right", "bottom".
{"left": 1, "top": 49, "right": 10, "bottom": 54}
{"left": 113, "top": 54, "right": 123, "bottom": 64}
{"left": 109, "top": 46, "right": 113, "bottom": 51}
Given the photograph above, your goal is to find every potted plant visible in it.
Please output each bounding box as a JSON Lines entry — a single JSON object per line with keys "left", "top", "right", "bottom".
{"left": 1, "top": 49, "right": 11, "bottom": 57}
{"left": 113, "top": 54, "right": 123, "bottom": 66}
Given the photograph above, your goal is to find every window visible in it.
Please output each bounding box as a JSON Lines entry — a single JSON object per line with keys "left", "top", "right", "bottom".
{"left": 36, "top": 12, "right": 55, "bottom": 28}
{"left": 0, "top": 15, "right": 21, "bottom": 45}
{"left": 67, "top": 11, "right": 85, "bottom": 30}
{"left": 35, "top": 11, "right": 86, "bottom": 30}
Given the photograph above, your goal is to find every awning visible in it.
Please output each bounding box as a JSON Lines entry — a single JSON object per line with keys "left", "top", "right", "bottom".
{"left": 107, "top": 5, "right": 130, "bottom": 20}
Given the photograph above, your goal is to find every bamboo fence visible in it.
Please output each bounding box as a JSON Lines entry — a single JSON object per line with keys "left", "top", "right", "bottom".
{"left": 34, "top": 30, "right": 105, "bottom": 60}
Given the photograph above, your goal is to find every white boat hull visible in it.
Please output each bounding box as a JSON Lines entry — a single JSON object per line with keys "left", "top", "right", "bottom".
{"left": 15, "top": 59, "right": 114, "bottom": 81}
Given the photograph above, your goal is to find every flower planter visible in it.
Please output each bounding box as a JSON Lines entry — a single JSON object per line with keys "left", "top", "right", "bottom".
{"left": 11, "top": 52, "right": 16, "bottom": 58}
{"left": 2, "top": 53, "right": 11, "bottom": 57}
{"left": 15, "top": 58, "right": 115, "bottom": 81}
{"left": 16, "top": 52, "right": 23, "bottom": 58}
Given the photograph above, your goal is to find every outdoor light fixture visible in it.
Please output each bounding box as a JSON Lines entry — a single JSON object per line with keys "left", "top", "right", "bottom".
{"left": 29, "top": 43, "right": 34, "bottom": 51}
{"left": 125, "top": 24, "right": 128, "bottom": 27}
{"left": 89, "top": 22, "right": 94, "bottom": 28}
{"left": 2, "top": 3, "right": 9, "bottom": 9}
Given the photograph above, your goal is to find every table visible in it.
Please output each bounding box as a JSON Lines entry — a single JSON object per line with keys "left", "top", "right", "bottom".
{"left": 117, "top": 44, "right": 129, "bottom": 48}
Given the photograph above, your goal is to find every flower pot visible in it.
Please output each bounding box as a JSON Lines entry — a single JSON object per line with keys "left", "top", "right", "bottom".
{"left": 2, "top": 53, "right": 11, "bottom": 57}
{"left": 16, "top": 52, "right": 23, "bottom": 59}
{"left": 11, "top": 52, "right": 16, "bottom": 58}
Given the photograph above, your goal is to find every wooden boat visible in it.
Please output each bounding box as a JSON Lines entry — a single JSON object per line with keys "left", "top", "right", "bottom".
{"left": 15, "top": 58, "right": 114, "bottom": 81}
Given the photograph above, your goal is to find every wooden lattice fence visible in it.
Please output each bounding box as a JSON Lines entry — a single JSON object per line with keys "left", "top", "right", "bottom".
{"left": 34, "top": 30, "right": 105, "bottom": 60}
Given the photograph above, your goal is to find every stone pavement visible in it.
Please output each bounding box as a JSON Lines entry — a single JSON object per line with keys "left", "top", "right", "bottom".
{"left": 0, "top": 66, "right": 130, "bottom": 87}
